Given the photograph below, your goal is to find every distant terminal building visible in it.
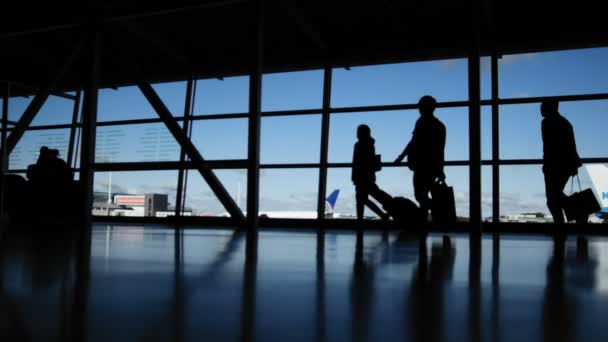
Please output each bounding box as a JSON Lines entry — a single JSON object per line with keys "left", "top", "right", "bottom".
{"left": 92, "top": 193, "right": 191, "bottom": 217}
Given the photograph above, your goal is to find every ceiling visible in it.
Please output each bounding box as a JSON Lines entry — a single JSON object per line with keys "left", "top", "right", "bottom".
{"left": 0, "top": 0, "right": 606, "bottom": 96}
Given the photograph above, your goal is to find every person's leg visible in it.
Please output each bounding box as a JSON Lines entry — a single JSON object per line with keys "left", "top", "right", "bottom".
{"left": 545, "top": 172, "right": 569, "bottom": 224}
{"left": 364, "top": 198, "right": 388, "bottom": 220}
{"left": 356, "top": 187, "right": 366, "bottom": 220}
{"left": 414, "top": 171, "right": 433, "bottom": 216}
{"left": 368, "top": 183, "right": 392, "bottom": 207}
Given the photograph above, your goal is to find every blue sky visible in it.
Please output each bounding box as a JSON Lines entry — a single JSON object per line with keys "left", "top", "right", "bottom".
{"left": 5, "top": 47, "right": 608, "bottom": 218}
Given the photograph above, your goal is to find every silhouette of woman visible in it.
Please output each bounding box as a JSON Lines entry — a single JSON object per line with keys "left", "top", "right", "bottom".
{"left": 352, "top": 124, "right": 389, "bottom": 221}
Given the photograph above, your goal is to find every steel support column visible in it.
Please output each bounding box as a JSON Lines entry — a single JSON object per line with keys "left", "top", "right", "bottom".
{"left": 491, "top": 53, "right": 500, "bottom": 222}
{"left": 6, "top": 41, "right": 83, "bottom": 154}
{"left": 317, "top": 67, "right": 332, "bottom": 220}
{"left": 468, "top": 15, "right": 482, "bottom": 229}
{"left": 247, "top": 0, "right": 264, "bottom": 229}
{"left": 67, "top": 90, "right": 82, "bottom": 168}
{"left": 0, "top": 86, "right": 9, "bottom": 215}
{"left": 80, "top": 30, "right": 101, "bottom": 227}
{"left": 72, "top": 24, "right": 101, "bottom": 342}
{"left": 138, "top": 82, "right": 246, "bottom": 224}
{"left": 175, "top": 78, "right": 194, "bottom": 217}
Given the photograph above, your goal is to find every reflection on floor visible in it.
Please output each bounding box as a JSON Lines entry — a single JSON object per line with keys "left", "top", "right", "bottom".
{"left": 2, "top": 224, "right": 608, "bottom": 341}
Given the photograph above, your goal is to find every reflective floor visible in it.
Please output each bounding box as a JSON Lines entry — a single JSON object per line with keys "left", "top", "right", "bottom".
{"left": 2, "top": 224, "right": 608, "bottom": 341}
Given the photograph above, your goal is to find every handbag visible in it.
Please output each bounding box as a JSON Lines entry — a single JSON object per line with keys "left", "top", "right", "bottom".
{"left": 563, "top": 175, "right": 601, "bottom": 223}
{"left": 431, "top": 179, "right": 457, "bottom": 224}
{"left": 374, "top": 154, "right": 382, "bottom": 172}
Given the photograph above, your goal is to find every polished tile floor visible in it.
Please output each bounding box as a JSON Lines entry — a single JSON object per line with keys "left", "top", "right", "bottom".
{"left": 2, "top": 224, "right": 608, "bottom": 341}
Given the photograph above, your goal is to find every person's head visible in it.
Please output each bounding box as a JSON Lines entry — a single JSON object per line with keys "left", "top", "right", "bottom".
{"left": 357, "top": 124, "right": 371, "bottom": 140}
{"left": 540, "top": 100, "right": 559, "bottom": 118}
{"left": 50, "top": 149, "right": 60, "bottom": 159}
{"left": 38, "top": 146, "right": 50, "bottom": 161}
{"left": 418, "top": 95, "right": 437, "bottom": 117}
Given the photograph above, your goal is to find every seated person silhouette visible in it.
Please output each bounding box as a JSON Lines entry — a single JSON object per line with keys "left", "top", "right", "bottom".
{"left": 352, "top": 124, "right": 390, "bottom": 221}
{"left": 26, "top": 146, "right": 73, "bottom": 219}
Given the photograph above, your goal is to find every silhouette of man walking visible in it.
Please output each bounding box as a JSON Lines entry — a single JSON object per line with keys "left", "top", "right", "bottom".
{"left": 541, "top": 100, "right": 581, "bottom": 224}
{"left": 395, "top": 95, "right": 446, "bottom": 218}
{"left": 352, "top": 124, "right": 389, "bottom": 220}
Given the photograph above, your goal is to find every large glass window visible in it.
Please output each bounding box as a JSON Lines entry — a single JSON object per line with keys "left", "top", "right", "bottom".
{"left": 331, "top": 59, "right": 468, "bottom": 108}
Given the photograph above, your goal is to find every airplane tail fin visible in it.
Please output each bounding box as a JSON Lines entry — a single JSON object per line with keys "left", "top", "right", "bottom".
{"left": 324, "top": 190, "right": 340, "bottom": 215}
{"left": 584, "top": 164, "right": 608, "bottom": 208}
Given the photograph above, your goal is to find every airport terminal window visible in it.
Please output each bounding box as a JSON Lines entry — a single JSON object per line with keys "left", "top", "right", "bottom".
{"left": 95, "top": 123, "right": 180, "bottom": 163}
{"left": 331, "top": 58, "right": 468, "bottom": 108}
{"left": 482, "top": 166, "right": 493, "bottom": 222}
{"left": 262, "top": 69, "right": 324, "bottom": 111}
{"left": 261, "top": 114, "right": 321, "bottom": 164}
{"left": 92, "top": 170, "right": 179, "bottom": 217}
{"left": 189, "top": 118, "right": 248, "bottom": 160}
{"left": 193, "top": 76, "right": 249, "bottom": 115}
{"left": 182, "top": 169, "right": 247, "bottom": 216}
{"left": 259, "top": 168, "right": 319, "bottom": 218}
{"left": 499, "top": 47, "right": 608, "bottom": 98}
{"left": 9, "top": 128, "right": 71, "bottom": 170}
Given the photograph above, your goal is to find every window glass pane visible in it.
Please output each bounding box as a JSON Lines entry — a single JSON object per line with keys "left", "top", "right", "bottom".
{"left": 328, "top": 108, "right": 468, "bottom": 163}
{"left": 9, "top": 128, "right": 70, "bottom": 170}
{"left": 261, "top": 114, "right": 321, "bottom": 164}
{"left": 31, "top": 95, "right": 75, "bottom": 126}
{"left": 92, "top": 170, "right": 178, "bottom": 217}
{"left": 499, "top": 104, "right": 542, "bottom": 159}
{"left": 499, "top": 48, "right": 608, "bottom": 98}
{"left": 482, "top": 106, "right": 493, "bottom": 161}
{"left": 190, "top": 118, "right": 247, "bottom": 160}
{"left": 98, "top": 86, "right": 155, "bottom": 122}
{"left": 481, "top": 56, "right": 492, "bottom": 101}
{"left": 262, "top": 70, "right": 323, "bottom": 111}
{"left": 331, "top": 59, "right": 468, "bottom": 107}
{"left": 559, "top": 100, "right": 608, "bottom": 158}
{"left": 182, "top": 169, "right": 247, "bottom": 216}
{"left": 7, "top": 96, "right": 31, "bottom": 122}
{"left": 499, "top": 165, "right": 548, "bottom": 221}
{"left": 259, "top": 168, "right": 319, "bottom": 218}
{"left": 482, "top": 165, "right": 493, "bottom": 222}
{"left": 96, "top": 124, "right": 180, "bottom": 163}
{"left": 193, "top": 76, "right": 249, "bottom": 115}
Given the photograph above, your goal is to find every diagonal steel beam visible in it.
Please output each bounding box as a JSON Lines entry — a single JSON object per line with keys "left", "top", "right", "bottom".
{"left": 6, "top": 39, "right": 84, "bottom": 154}
{"left": 137, "top": 82, "right": 246, "bottom": 224}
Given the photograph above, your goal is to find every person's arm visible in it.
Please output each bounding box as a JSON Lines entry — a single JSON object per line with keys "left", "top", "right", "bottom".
{"left": 352, "top": 144, "right": 357, "bottom": 183}
{"left": 568, "top": 123, "right": 582, "bottom": 175}
{"left": 395, "top": 122, "right": 419, "bottom": 163}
